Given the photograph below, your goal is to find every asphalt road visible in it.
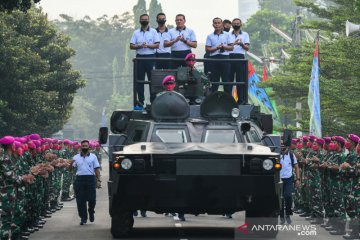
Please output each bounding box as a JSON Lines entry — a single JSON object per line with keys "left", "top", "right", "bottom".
{"left": 31, "top": 160, "right": 350, "bottom": 240}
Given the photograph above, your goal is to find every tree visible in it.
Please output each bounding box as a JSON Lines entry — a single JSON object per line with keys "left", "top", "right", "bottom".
{"left": 259, "top": 0, "right": 297, "bottom": 14}
{"left": 262, "top": 0, "right": 360, "bottom": 135}
{"left": 148, "top": 0, "right": 163, "bottom": 27}
{"left": 133, "top": 0, "right": 147, "bottom": 29}
{"left": 54, "top": 12, "right": 134, "bottom": 138}
{"left": 0, "top": 8, "right": 84, "bottom": 136}
{"left": 244, "top": 9, "right": 293, "bottom": 56}
{"left": 0, "top": 0, "right": 41, "bottom": 12}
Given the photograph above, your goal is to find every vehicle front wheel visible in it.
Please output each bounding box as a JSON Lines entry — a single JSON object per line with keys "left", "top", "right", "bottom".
{"left": 243, "top": 198, "right": 279, "bottom": 238}
{"left": 111, "top": 210, "right": 134, "bottom": 238}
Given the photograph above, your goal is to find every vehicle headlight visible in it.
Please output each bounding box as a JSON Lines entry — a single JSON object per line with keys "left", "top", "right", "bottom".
{"left": 231, "top": 108, "right": 240, "bottom": 118}
{"left": 263, "top": 159, "right": 274, "bottom": 171}
{"left": 121, "top": 158, "right": 132, "bottom": 170}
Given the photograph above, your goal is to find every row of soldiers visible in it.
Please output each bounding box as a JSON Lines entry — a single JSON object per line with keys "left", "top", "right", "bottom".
{"left": 291, "top": 134, "right": 360, "bottom": 240}
{"left": 0, "top": 134, "right": 102, "bottom": 240}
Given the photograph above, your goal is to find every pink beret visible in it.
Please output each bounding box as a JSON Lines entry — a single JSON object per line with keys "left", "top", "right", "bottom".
{"left": 0, "top": 136, "right": 15, "bottom": 145}
{"left": 28, "top": 142, "right": 36, "bottom": 149}
{"left": 348, "top": 134, "right": 360, "bottom": 143}
{"left": 291, "top": 138, "right": 299, "bottom": 144}
{"left": 309, "top": 135, "right": 316, "bottom": 141}
{"left": 323, "top": 137, "right": 332, "bottom": 143}
{"left": 316, "top": 138, "right": 325, "bottom": 145}
{"left": 162, "top": 75, "right": 175, "bottom": 85}
{"left": 14, "top": 141, "right": 22, "bottom": 149}
{"left": 333, "top": 136, "right": 346, "bottom": 144}
{"left": 33, "top": 140, "right": 41, "bottom": 147}
{"left": 63, "top": 139, "right": 71, "bottom": 145}
{"left": 52, "top": 139, "right": 58, "bottom": 144}
{"left": 184, "top": 53, "right": 196, "bottom": 61}
{"left": 29, "top": 134, "right": 41, "bottom": 140}
{"left": 302, "top": 136, "right": 309, "bottom": 142}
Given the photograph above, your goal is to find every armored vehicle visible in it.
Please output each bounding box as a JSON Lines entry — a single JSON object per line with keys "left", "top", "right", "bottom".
{"left": 99, "top": 58, "right": 282, "bottom": 238}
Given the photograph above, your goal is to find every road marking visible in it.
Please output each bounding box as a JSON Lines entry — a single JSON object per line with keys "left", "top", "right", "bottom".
{"left": 175, "top": 223, "right": 182, "bottom": 228}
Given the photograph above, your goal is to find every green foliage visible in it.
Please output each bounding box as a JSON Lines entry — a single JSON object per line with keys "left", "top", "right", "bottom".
{"left": 259, "top": 0, "right": 297, "bottom": 14}
{"left": 0, "top": 8, "right": 83, "bottom": 136}
{"left": 148, "top": 0, "right": 163, "bottom": 27}
{"left": 262, "top": 0, "right": 360, "bottom": 135}
{"left": 244, "top": 9, "right": 293, "bottom": 56}
{"left": 54, "top": 13, "right": 134, "bottom": 138}
{"left": 133, "top": 0, "right": 147, "bottom": 29}
{"left": 0, "top": 0, "right": 40, "bottom": 12}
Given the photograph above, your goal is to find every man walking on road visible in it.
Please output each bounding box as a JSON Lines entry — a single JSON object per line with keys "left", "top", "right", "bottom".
{"left": 71, "top": 140, "right": 101, "bottom": 225}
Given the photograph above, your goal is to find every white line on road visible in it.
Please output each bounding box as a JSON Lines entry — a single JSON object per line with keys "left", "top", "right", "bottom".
{"left": 175, "top": 223, "right": 182, "bottom": 228}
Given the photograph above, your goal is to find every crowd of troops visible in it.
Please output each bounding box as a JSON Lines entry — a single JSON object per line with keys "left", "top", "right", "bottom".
{"left": 291, "top": 134, "right": 360, "bottom": 239}
{"left": 0, "top": 134, "right": 102, "bottom": 240}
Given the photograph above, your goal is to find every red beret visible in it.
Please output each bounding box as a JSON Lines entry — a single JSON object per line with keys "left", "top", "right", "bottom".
{"left": 323, "top": 137, "right": 332, "bottom": 143}
{"left": 291, "top": 138, "right": 299, "bottom": 144}
{"left": 302, "top": 136, "right": 309, "bottom": 142}
{"left": 309, "top": 135, "right": 316, "bottom": 141}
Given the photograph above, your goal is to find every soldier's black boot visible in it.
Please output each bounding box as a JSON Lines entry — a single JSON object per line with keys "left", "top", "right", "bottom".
{"left": 325, "top": 218, "right": 335, "bottom": 231}
{"left": 330, "top": 219, "right": 346, "bottom": 235}
{"left": 343, "top": 221, "right": 360, "bottom": 240}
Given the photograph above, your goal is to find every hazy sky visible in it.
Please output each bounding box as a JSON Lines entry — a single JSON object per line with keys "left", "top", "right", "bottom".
{"left": 39, "top": 0, "right": 257, "bottom": 43}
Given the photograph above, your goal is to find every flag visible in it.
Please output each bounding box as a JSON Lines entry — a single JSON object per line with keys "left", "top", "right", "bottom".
{"left": 308, "top": 38, "right": 322, "bottom": 137}
{"left": 232, "top": 85, "right": 238, "bottom": 103}
{"left": 262, "top": 65, "right": 268, "bottom": 82}
{"left": 247, "top": 61, "right": 281, "bottom": 127}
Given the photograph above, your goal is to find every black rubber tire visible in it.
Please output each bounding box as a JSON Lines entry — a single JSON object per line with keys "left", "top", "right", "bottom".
{"left": 244, "top": 198, "right": 279, "bottom": 238}
{"left": 111, "top": 210, "right": 134, "bottom": 238}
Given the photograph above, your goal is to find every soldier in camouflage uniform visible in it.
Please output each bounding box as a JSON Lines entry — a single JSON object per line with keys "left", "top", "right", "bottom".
{"left": 306, "top": 138, "right": 324, "bottom": 224}
{"left": 0, "top": 136, "right": 32, "bottom": 240}
{"left": 291, "top": 138, "right": 302, "bottom": 212}
{"left": 318, "top": 136, "right": 333, "bottom": 228}
{"left": 61, "top": 140, "right": 74, "bottom": 201}
{"left": 299, "top": 136, "right": 312, "bottom": 217}
{"left": 326, "top": 136, "right": 347, "bottom": 235}
{"left": 340, "top": 134, "right": 360, "bottom": 239}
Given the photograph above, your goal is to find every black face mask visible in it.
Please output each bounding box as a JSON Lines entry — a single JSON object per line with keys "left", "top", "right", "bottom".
{"left": 82, "top": 148, "right": 89, "bottom": 154}
{"left": 233, "top": 25, "right": 241, "bottom": 31}
{"left": 140, "top": 21, "right": 149, "bottom": 27}
{"left": 224, "top": 28, "right": 230, "bottom": 32}
{"left": 157, "top": 19, "right": 166, "bottom": 25}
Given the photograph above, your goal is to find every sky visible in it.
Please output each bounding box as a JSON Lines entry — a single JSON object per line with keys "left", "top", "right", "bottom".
{"left": 39, "top": 0, "right": 259, "bottom": 43}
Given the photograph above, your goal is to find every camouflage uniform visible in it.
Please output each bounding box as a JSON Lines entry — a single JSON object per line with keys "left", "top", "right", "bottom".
{"left": 0, "top": 151, "right": 23, "bottom": 240}
{"left": 341, "top": 149, "right": 359, "bottom": 236}
{"left": 308, "top": 149, "right": 323, "bottom": 218}
{"left": 328, "top": 150, "right": 346, "bottom": 233}
{"left": 292, "top": 149, "right": 302, "bottom": 210}
{"left": 300, "top": 148, "right": 311, "bottom": 213}
{"left": 320, "top": 150, "right": 332, "bottom": 220}
{"left": 61, "top": 148, "right": 73, "bottom": 200}
{"left": 13, "top": 153, "right": 29, "bottom": 238}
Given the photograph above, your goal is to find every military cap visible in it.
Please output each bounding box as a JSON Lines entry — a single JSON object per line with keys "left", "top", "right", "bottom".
{"left": 0, "top": 136, "right": 15, "bottom": 145}
{"left": 323, "top": 137, "right": 332, "bottom": 143}
{"left": 309, "top": 135, "right": 316, "bottom": 141}
{"left": 332, "top": 136, "right": 346, "bottom": 144}
{"left": 348, "top": 134, "right": 360, "bottom": 143}
{"left": 316, "top": 138, "right": 325, "bottom": 145}
{"left": 29, "top": 134, "right": 41, "bottom": 140}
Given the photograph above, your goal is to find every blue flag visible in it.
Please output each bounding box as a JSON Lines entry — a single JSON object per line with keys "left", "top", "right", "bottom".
{"left": 308, "top": 39, "right": 322, "bottom": 137}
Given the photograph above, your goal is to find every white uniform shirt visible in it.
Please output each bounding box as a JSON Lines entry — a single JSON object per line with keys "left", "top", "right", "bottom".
{"left": 156, "top": 27, "right": 171, "bottom": 54}
{"left": 229, "top": 30, "right": 250, "bottom": 55}
{"left": 130, "top": 27, "right": 160, "bottom": 55}
{"left": 280, "top": 152, "right": 297, "bottom": 179}
{"left": 73, "top": 152, "right": 100, "bottom": 176}
{"left": 205, "top": 31, "right": 234, "bottom": 57}
{"left": 168, "top": 27, "right": 197, "bottom": 51}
